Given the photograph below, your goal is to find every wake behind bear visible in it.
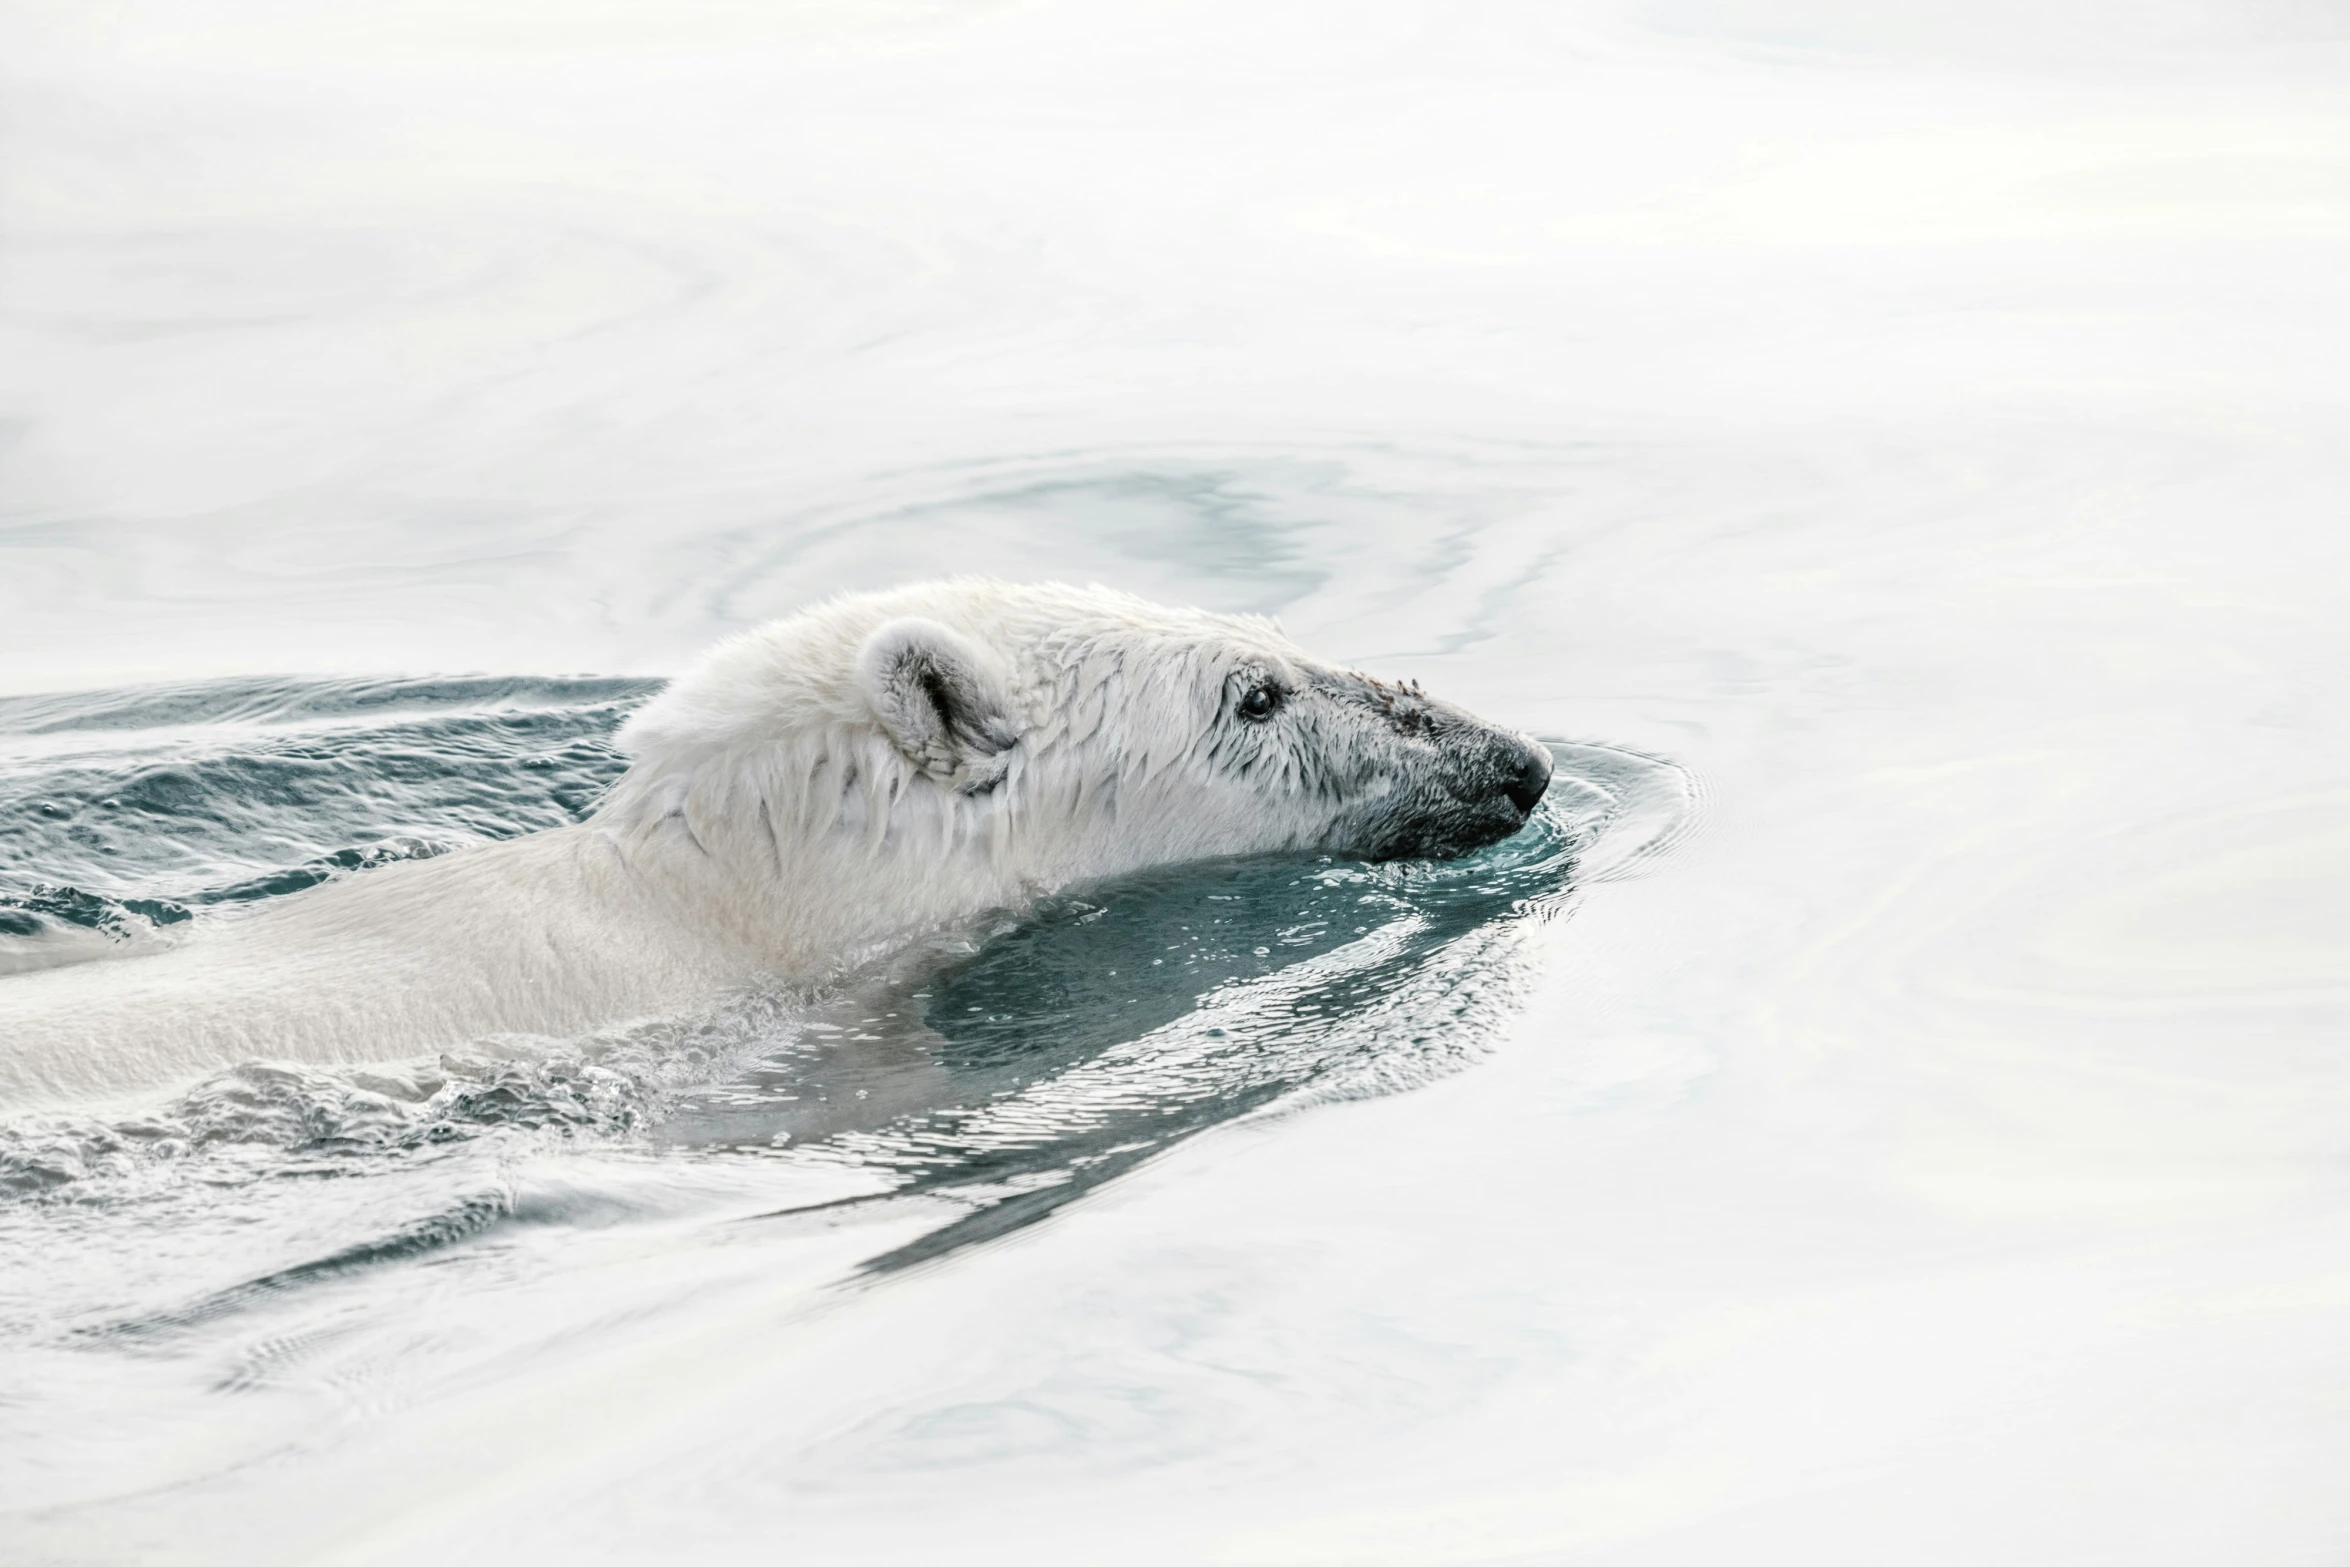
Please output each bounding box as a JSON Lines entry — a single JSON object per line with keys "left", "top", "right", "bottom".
{"left": 0, "top": 582, "right": 1553, "bottom": 1110}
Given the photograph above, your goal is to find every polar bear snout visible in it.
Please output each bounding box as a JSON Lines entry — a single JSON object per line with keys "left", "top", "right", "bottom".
{"left": 1439, "top": 728, "right": 1554, "bottom": 845}
{"left": 1501, "top": 737, "right": 1554, "bottom": 816}
{"left": 1318, "top": 685, "right": 1554, "bottom": 862}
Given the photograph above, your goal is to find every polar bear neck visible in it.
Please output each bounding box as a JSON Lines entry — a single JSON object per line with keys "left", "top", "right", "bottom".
{"left": 597, "top": 719, "right": 1034, "bottom": 950}
{"left": 591, "top": 682, "right": 1225, "bottom": 957}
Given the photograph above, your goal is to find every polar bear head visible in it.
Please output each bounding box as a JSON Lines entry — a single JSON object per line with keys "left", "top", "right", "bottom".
{"left": 606, "top": 582, "right": 1551, "bottom": 904}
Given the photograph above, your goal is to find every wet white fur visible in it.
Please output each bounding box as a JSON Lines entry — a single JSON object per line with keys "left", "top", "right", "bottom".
{"left": 0, "top": 582, "right": 1399, "bottom": 1111}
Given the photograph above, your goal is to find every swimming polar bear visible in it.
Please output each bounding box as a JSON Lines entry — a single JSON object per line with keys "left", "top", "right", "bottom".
{"left": 0, "top": 581, "right": 1552, "bottom": 1110}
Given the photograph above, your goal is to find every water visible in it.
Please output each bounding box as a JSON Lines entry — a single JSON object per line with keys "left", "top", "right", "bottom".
{"left": 0, "top": 679, "right": 1687, "bottom": 1546}
{"left": 4, "top": 0, "right": 2350, "bottom": 1561}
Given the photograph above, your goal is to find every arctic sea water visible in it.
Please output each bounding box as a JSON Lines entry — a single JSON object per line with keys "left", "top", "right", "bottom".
{"left": 4, "top": 0, "right": 2349, "bottom": 1562}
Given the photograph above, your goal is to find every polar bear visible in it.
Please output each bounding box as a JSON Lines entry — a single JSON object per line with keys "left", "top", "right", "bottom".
{"left": 0, "top": 581, "right": 1552, "bottom": 1110}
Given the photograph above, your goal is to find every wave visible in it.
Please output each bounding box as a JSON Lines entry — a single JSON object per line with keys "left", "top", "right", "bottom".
{"left": 0, "top": 674, "right": 648, "bottom": 972}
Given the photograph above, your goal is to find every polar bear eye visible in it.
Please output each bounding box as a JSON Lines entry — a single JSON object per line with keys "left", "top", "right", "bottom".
{"left": 1236, "top": 682, "right": 1283, "bottom": 722}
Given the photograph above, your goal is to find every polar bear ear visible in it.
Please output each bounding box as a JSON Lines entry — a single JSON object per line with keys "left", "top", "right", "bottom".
{"left": 858, "top": 618, "right": 1022, "bottom": 792}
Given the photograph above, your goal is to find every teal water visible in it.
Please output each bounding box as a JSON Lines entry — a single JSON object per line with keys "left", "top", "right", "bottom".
{"left": 0, "top": 677, "right": 646, "bottom": 960}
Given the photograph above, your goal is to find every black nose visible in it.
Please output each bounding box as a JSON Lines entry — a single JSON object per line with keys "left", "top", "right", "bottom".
{"left": 1502, "top": 741, "right": 1552, "bottom": 816}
